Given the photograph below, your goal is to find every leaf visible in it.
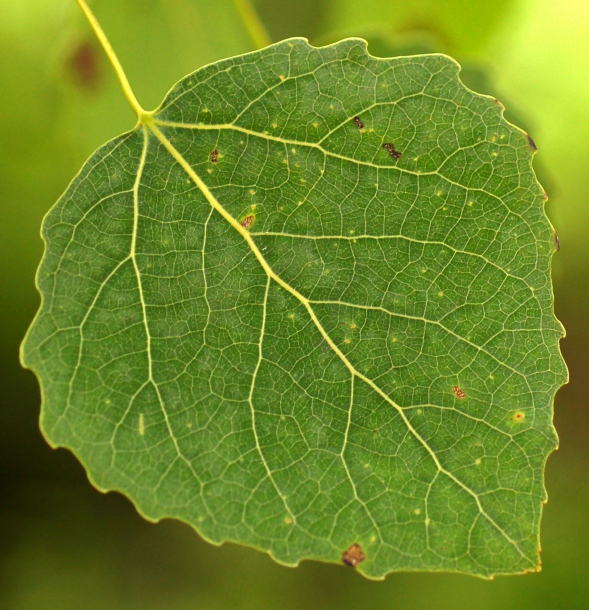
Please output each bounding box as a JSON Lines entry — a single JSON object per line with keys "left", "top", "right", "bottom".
{"left": 321, "top": 0, "right": 518, "bottom": 56}
{"left": 22, "top": 37, "right": 566, "bottom": 579}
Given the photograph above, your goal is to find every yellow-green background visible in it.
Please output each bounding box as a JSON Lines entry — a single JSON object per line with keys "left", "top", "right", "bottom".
{"left": 1, "top": 0, "right": 587, "bottom": 608}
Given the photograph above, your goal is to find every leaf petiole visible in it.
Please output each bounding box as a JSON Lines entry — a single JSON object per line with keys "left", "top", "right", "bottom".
{"left": 232, "top": 0, "right": 272, "bottom": 50}
{"left": 75, "top": 0, "right": 153, "bottom": 124}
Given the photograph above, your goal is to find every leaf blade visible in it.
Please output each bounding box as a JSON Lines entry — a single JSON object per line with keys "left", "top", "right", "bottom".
{"left": 22, "top": 38, "right": 566, "bottom": 578}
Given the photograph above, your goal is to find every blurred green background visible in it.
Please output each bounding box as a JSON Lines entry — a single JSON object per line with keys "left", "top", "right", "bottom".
{"left": 1, "top": 0, "right": 588, "bottom": 608}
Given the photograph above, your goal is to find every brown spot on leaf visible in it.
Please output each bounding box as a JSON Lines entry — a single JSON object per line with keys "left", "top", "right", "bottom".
{"left": 353, "top": 116, "right": 364, "bottom": 130}
{"left": 555, "top": 232, "right": 560, "bottom": 251}
{"left": 453, "top": 386, "right": 466, "bottom": 399}
{"left": 240, "top": 215, "right": 254, "bottom": 229}
{"left": 526, "top": 134, "right": 537, "bottom": 151}
{"left": 342, "top": 543, "right": 365, "bottom": 568}
{"left": 382, "top": 142, "right": 402, "bottom": 159}
{"left": 210, "top": 149, "right": 219, "bottom": 164}
{"left": 67, "top": 40, "right": 101, "bottom": 91}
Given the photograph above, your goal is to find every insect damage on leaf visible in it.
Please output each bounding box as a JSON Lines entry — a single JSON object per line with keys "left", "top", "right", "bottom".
{"left": 453, "top": 386, "right": 466, "bottom": 399}
{"left": 21, "top": 35, "right": 567, "bottom": 581}
{"left": 382, "top": 142, "right": 402, "bottom": 159}
{"left": 240, "top": 215, "right": 254, "bottom": 229}
{"left": 342, "top": 543, "right": 365, "bottom": 568}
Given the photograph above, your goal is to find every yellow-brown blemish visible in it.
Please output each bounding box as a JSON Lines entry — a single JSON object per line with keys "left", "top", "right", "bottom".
{"left": 342, "top": 543, "right": 365, "bottom": 568}
{"left": 453, "top": 386, "right": 466, "bottom": 399}
{"left": 240, "top": 215, "right": 255, "bottom": 229}
{"left": 139, "top": 414, "right": 145, "bottom": 435}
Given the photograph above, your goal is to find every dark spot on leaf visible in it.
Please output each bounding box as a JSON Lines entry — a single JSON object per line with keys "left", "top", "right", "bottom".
{"left": 162, "top": 178, "right": 168, "bottom": 182}
{"left": 494, "top": 98, "right": 505, "bottom": 110}
{"left": 453, "top": 386, "right": 466, "bottom": 399}
{"left": 67, "top": 40, "right": 101, "bottom": 91}
{"left": 240, "top": 215, "right": 254, "bottom": 229}
{"left": 382, "top": 143, "right": 402, "bottom": 159}
{"left": 210, "top": 149, "right": 219, "bottom": 164}
{"left": 526, "top": 134, "right": 537, "bottom": 151}
{"left": 342, "top": 543, "right": 365, "bottom": 568}
{"left": 554, "top": 232, "right": 560, "bottom": 251}
{"left": 513, "top": 411, "right": 525, "bottom": 422}
{"left": 353, "top": 116, "right": 364, "bottom": 130}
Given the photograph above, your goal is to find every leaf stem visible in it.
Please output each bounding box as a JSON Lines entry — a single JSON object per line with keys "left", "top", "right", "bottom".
{"left": 75, "top": 0, "right": 150, "bottom": 122}
{"left": 232, "top": 0, "right": 272, "bottom": 50}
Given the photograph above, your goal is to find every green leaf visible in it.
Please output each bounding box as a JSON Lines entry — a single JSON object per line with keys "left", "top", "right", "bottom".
{"left": 321, "top": 0, "right": 518, "bottom": 56}
{"left": 22, "top": 37, "right": 566, "bottom": 579}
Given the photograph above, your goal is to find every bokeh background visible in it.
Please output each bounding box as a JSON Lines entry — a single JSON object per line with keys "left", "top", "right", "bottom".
{"left": 1, "top": 0, "right": 588, "bottom": 608}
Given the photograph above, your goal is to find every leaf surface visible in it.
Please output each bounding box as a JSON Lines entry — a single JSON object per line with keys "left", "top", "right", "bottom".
{"left": 22, "top": 38, "right": 566, "bottom": 579}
